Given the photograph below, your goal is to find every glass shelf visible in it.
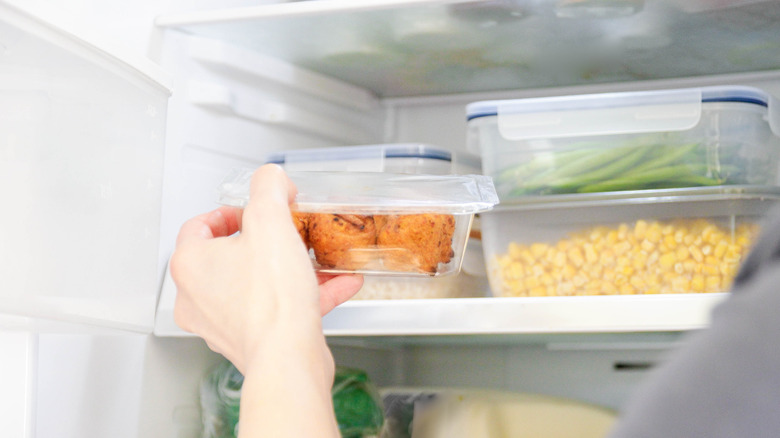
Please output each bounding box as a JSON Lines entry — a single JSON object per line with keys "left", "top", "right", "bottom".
{"left": 156, "top": 0, "right": 780, "bottom": 98}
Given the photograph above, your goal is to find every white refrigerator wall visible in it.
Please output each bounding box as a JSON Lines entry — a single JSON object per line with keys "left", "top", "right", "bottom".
{"left": 4, "top": 1, "right": 780, "bottom": 438}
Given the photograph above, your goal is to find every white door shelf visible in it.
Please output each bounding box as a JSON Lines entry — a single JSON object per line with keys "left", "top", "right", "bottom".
{"left": 156, "top": 0, "right": 780, "bottom": 98}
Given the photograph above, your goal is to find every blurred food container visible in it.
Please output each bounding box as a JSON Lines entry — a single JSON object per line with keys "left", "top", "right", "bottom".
{"left": 380, "top": 388, "right": 615, "bottom": 438}
{"left": 481, "top": 187, "right": 780, "bottom": 297}
{"left": 218, "top": 169, "right": 498, "bottom": 277}
{"left": 466, "top": 86, "right": 780, "bottom": 202}
{"left": 264, "top": 143, "right": 481, "bottom": 175}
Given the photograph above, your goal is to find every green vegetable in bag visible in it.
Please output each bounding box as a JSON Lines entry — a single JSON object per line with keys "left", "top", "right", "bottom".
{"left": 332, "top": 367, "right": 385, "bottom": 438}
{"left": 200, "top": 361, "right": 384, "bottom": 438}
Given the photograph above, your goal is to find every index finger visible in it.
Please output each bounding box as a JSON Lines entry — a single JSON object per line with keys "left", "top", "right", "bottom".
{"left": 175, "top": 206, "right": 243, "bottom": 247}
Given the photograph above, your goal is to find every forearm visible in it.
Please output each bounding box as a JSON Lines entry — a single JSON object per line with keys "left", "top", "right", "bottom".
{"left": 237, "top": 329, "right": 339, "bottom": 438}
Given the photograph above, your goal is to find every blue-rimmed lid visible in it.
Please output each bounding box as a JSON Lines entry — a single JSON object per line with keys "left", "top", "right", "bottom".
{"left": 466, "top": 86, "right": 779, "bottom": 140}
{"left": 263, "top": 143, "right": 460, "bottom": 173}
{"left": 266, "top": 143, "right": 449, "bottom": 162}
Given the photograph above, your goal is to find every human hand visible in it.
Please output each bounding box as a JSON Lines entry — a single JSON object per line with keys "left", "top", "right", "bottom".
{"left": 170, "top": 164, "right": 363, "bottom": 374}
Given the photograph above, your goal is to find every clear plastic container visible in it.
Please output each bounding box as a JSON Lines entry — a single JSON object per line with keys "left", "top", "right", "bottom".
{"left": 352, "top": 266, "right": 488, "bottom": 300}
{"left": 466, "top": 86, "right": 780, "bottom": 202}
{"left": 218, "top": 169, "right": 498, "bottom": 277}
{"left": 264, "top": 143, "right": 481, "bottom": 175}
{"left": 481, "top": 187, "right": 780, "bottom": 297}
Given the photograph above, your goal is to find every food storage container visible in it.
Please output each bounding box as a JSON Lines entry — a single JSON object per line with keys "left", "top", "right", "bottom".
{"left": 481, "top": 187, "right": 780, "bottom": 297}
{"left": 218, "top": 169, "right": 498, "bottom": 277}
{"left": 264, "top": 143, "right": 481, "bottom": 175}
{"left": 351, "top": 258, "right": 489, "bottom": 299}
{"left": 466, "top": 86, "right": 780, "bottom": 202}
{"left": 381, "top": 388, "right": 615, "bottom": 438}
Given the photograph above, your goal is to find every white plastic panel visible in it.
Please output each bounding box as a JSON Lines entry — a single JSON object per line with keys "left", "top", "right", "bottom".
{"left": 0, "top": 1, "right": 170, "bottom": 331}
{"left": 0, "top": 332, "right": 36, "bottom": 438}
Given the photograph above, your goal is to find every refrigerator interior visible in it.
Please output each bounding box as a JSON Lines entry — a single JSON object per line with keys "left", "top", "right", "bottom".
{"left": 3, "top": 0, "right": 780, "bottom": 437}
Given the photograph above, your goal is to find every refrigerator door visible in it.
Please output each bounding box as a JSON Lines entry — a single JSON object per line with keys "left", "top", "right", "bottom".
{"left": 0, "top": 1, "right": 171, "bottom": 331}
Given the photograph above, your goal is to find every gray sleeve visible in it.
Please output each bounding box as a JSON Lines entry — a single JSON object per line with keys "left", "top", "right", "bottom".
{"left": 608, "top": 207, "right": 780, "bottom": 438}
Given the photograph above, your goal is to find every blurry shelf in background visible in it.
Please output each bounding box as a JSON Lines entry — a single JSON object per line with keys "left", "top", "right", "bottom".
{"left": 156, "top": 0, "right": 780, "bottom": 98}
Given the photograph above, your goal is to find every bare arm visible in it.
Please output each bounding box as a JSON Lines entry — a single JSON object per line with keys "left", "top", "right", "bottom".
{"left": 170, "top": 164, "right": 363, "bottom": 437}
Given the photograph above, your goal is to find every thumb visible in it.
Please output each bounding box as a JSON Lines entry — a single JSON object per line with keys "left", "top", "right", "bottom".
{"left": 242, "top": 164, "right": 298, "bottom": 234}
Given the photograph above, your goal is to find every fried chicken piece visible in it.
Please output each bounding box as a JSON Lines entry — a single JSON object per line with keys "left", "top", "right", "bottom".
{"left": 307, "top": 214, "right": 377, "bottom": 270}
{"left": 291, "top": 211, "right": 310, "bottom": 248}
{"left": 376, "top": 213, "right": 456, "bottom": 274}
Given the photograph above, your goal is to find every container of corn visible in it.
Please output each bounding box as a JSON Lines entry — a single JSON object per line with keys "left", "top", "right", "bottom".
{"left": 481, "top": 187, "right": 780, "bottom": 297}
{"left": 466, "top": 86, "right": 780, "bottom": 202}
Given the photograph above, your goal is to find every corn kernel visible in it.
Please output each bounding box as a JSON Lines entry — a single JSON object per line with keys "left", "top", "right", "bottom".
{"left": 689, "top": 245, "right": 704, "bottom": 263}
{"left": 606, "top": 230, "right": 619, "bottom": 245}
{"left": 519, "top": 250, "right": 535, "bottom": 265}
{"left": 553, "top": 251, "right": 567, "bottom": 267}
{"left": 602, "top": 282, "right": 618, "bottom": 295}
{"left": 559, "top": 282, "right": 575, "bottom": 296}
{"left": 714, "top": 241, "right": 728, "bottom": 258}
{"left": 646, "top": 224, "right": 663, "bottom": 243}
{"left": 705, "top": 276, "right": 721, "bottom": 292}
{"left": 529, "top": 287, "right": 547, "bottom": 297}
{"left": 584, "top": 244, "right": 598, "bottom": 264}
{"left": 561, "top": 263, "right": 577, "bottom": 279}
{"left": 671, "top": 276, "right": 691, "bottom": 292}
{"left": 633, "top": 252, "right": 648, "bottom": 270}
{"left": 702, "top": 264, "right": 719, "bottom": 276}
{"left": 691, "top": 274, "right": 705, "bottom": 292}
{"left": 659, "top": 253, "right": 676, "bottom": 269}
{"left": 641, "top": 239, "right": 655, "bottom": 252}
{"left": 614, "top": 241, "right": 632, "bottom": 256}
{"left": 634, "top": 220, "right": 648, "bottom": 239}
{"left": 630, "top": 276, "right": 646, "bottom": 291}
{"left": 568, "top": 247, "right": 585, "bottom": 267}
{"left": 618, "top": 223, "right": 629, "bottom": 240}
{"left": 530, "top": 243, "right": 548, "bottom": 258}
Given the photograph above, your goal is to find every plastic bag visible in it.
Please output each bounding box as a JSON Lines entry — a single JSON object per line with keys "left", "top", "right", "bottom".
{"left": 200, "top": 360, "right": 243, "bottom": 438}
{"left": 200, "top": 360, "right": 385, "bottom": 438}
{"left": 333, "top": 367, "right": 385, "bottom": 438}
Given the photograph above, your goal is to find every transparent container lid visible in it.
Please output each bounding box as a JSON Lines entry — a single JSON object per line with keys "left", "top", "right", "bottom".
{"left": 491, "top": 185, "right": 780, "bottom": 212}
{"left": 265, "top": 143, "right": 452, "bottom": 166}
{"left": 217, "top": 169, "right": 499, "bottom": 214}
{"left": 466, "top": 86, "right": 780, "bottom": 140}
